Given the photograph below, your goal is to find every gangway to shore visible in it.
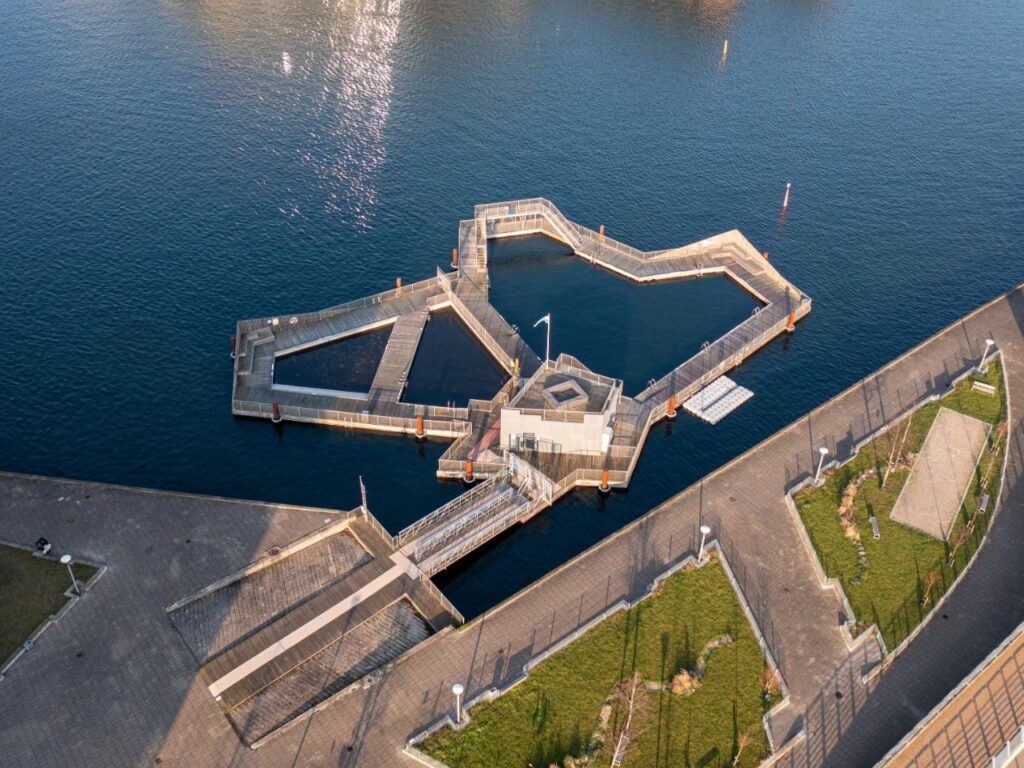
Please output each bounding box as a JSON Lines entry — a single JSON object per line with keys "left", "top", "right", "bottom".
{"left": 398, "top": 455, "right": 555, "bottom": 576}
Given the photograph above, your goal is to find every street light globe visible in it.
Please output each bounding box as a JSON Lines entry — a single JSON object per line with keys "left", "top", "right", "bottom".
{"left": 452, "top": 683, "right": 464, "bottom": 697}
{"left": 699, "top": 524, "right": 712, "bottom": 535}
{"left": 985, "top": 338, "right": 995, "bottom": 347}
{"left": 60, "top": 554, "right": 72, "bottom": 565}
{"left": 819, "top": 446, "right": 829, "bottom": 456}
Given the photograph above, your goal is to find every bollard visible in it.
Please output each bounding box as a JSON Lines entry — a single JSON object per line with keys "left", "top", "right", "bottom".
{"left": 271, "top": 401, "right": 282, "bottom": 423}
{"left": 667, "top": 393, "right": 677, "bottom": 420}
{"left": 786, "top": 310, "right": 796, "bottom": 332}
{"left": 762, "top": 251, "right": 770, "bottom": 261}
{"left": 782, "top": 182, "right": 792, "bottom": 210}
{"left": 464, "top": 460, "right": 474, "bottom": 483}
{"left": 230, "top": 336, "right": 237, "bottom": 359}
{"left": 451, "top": 248, "right": 459, "bottom": 270}
{"left": 396, "top": 277, "right": 402, "bottom": 296}
{"left": 416, "top": 414, "right": 425, "bottom": 441}
{"left": 599, "top": 468, "right": 610, "bottom": 494}
{"left": 598, "top": 224, "right": 606, "bottom": 242}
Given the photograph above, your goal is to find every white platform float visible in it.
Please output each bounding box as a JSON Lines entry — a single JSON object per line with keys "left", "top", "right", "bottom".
{"left": 682, "top": 376, "right": 754, "bottom": 425}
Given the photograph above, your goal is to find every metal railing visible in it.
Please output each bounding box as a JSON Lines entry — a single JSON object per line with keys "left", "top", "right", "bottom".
{"left": 435, "top": 274, "right": 515, "bottom": 371}
{"left": 233, "top": 400, "right": 469, "bottom": 436}
{"left": 356, "top": 506, "right": 397, "bottom": 550}
{"left": 237, "top": 273, "right": 444, "bottom": 336}
{"left": 397, "top": 476, "right": 507, "bottom": 546}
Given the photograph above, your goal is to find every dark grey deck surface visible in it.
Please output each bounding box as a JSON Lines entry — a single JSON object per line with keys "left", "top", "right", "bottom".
{"left": 170, "top": 530, "right": 370, "bottom": 663}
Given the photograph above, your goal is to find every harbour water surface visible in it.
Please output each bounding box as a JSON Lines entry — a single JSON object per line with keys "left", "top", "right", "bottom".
{"left": 2, "top": 0, "right": 1022, "bottom": 617}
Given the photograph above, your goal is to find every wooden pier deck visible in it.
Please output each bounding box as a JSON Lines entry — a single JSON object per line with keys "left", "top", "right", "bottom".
{"left": 366, "top": 309, "right": 430, "bottom": 413}
{"left": 231, "top": 198, "right": 811, "bottom": 583}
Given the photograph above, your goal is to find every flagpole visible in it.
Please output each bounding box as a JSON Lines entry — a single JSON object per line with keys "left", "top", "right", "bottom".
{"left": 534, "top": 313, "right": 552, "bottom": 364}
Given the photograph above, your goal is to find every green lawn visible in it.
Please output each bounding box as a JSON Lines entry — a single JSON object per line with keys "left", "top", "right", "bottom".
{"left": 421, "top": 556, "right": 774, "bottom": 768}
{"left": 0, "top": 545, "right": 97, "bottom": 662}
{"left": 794, "top": 360, "right": 1007, "bottom": 650}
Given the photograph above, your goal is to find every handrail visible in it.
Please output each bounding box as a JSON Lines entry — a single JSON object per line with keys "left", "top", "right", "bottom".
{"left": 397, "top": 476, "right": 506, "bottom": 546}
{"left": 237, "top": 274, "right": 444, "bottom": 335}
{"left": 436, "top": 275, "right": 515, "bottom": 371}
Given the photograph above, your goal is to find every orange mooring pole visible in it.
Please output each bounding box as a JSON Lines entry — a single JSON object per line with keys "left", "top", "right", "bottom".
{"left": 786, "top": 310, "right": 796, "bottom": 332}
{"left": 598, "top": 224, "right": 606, "bottom": 242}
{"left": 230, "top": 336, "right": 237, "bottom": 359}
{"left": 762, "top": 251, "right": 770, "bottom": 261}
{"left": 415, "top": 414, "right": 425, "bottom": 440}
{"left": 396, "top": 277, "right": 403, "bottom": 296}
{"left": 271, "top": 401, "right": 282, "bottom": 423}
{"left": 599, "top": 468, "right": 610, "bottom": 494}
{"left": 451, "top": 248, "right": 459, "bottom": 270}
{"left": 464, "top": 460, "right": 474, "bottom": 483}
{"left": 667, "top": 393, "right": 677, "bottom": 419}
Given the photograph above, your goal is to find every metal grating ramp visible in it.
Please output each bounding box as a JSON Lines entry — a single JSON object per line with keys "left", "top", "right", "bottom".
{"left": 682, "top": 375, "right": 753, "bottom": 424}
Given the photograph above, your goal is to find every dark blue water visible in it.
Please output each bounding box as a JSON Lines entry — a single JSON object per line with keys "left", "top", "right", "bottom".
{"left": 2, "top": 0, "right": 1022, "bottom": 618}
{"left": 274, "top": 326, "right": 391, "bottom": 393}
{"left": 403, "top": 308, "right": 508, "bottom": 407}
{"left": 487, "top": 236, "right": 756, "bottom": 394}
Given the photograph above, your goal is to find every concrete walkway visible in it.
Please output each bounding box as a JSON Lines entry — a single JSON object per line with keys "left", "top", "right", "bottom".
{"left": 0, "top": 285, "right": 1020, "bottom": 768}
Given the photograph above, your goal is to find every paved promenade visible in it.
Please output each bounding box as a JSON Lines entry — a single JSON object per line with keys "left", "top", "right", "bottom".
{"left": 0, "top": 285, "right": 1020, "bottom": 767}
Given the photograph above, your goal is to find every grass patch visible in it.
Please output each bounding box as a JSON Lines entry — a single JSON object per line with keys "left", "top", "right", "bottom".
{"left": 420, "top": 556, "right": 775, "bottom": 768}
{"left": 0, "top": 545, "right": 97, "bottom": 662}
{"left": 794, "top": 360, "right": 1007, "bottom": 650}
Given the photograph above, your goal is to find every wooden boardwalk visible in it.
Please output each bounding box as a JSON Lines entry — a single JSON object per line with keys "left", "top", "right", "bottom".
{"left": 366, "top": 309, "right": 430, "bottom": 413}
{"left": 230, "top": 198, "right": 811, "bottom": 585}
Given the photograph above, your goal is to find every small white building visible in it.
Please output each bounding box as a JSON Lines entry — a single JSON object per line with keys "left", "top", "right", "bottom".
{"left": 500, "top": 357, "right": 622, "bottom": 456}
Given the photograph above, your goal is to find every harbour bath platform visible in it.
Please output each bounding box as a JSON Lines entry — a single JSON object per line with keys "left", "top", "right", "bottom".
{"left": 218, "top": 199, "right": 810, "bottom": 743}
{"left": 233, "top": 198, "right": 809, "bottom": 498}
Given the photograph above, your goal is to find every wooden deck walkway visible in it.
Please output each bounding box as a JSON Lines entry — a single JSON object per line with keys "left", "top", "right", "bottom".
{"left": 230, "top": 198, "right": 811, "bottom": 587}
{"left": 367, "top": 309, "right": 430, "bottom": 412}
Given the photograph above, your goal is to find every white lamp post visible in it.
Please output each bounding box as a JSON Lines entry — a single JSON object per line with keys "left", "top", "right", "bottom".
{"left": 978, "top": 338, "right": 995, "bottom": 373}
{"left": 815, "top": 446, "right": 829, "bottom": 484}
{"left": 698, "top": 524, "right": 712, "bottom": 562}
{"left": 452, "top": 682, "right": 465, "bottom": 724}
{"left": 60, "top": 554, "right": 80, "bottom": 596}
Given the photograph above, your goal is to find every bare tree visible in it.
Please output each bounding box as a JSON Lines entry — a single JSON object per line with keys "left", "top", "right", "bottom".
{"left": 948, "top": 528, "right": 971, "bottom": 566}
{"left": 882, "top": 417, "right": 913, "bottom": 490}
{"left": 733, "top": 727, "right": 755, "bottom": 767}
